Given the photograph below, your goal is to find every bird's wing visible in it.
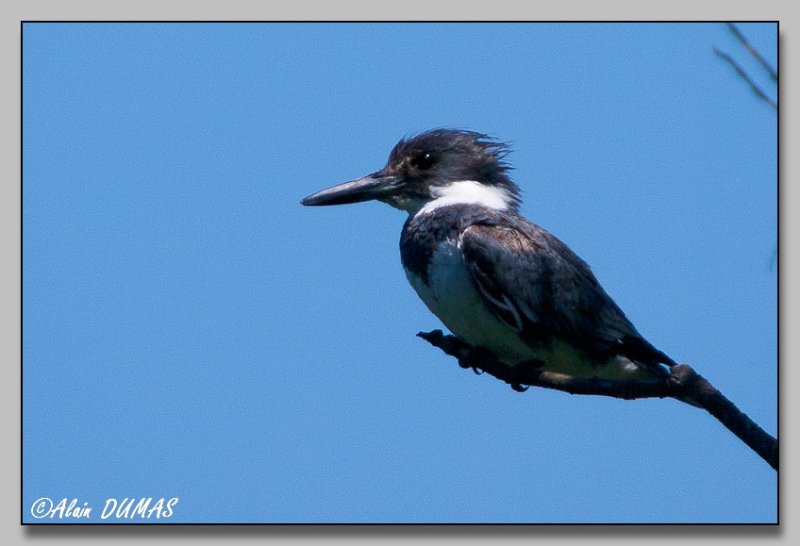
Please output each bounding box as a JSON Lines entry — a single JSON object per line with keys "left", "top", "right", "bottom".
{"left": 459, "top": 219, "right": 674, "bottom": 367}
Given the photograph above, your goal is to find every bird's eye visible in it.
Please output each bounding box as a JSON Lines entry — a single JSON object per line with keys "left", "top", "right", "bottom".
{"left": 412, "top": 152, "right": 435, "bottom": 170}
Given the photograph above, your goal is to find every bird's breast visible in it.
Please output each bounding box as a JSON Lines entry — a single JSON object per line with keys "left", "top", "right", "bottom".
{"left": 404, "top": 236, "right": 535, "bottom": 364}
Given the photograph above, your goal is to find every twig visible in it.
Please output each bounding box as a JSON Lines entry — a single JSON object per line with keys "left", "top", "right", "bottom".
{"left": 726, "top": 23, "right": 778, "bottom": 82}
{"left": 418, "top": 329, "right": 778, "bottom": 471}
{"left": 713, "top": 47, "right": 777, "bottom": 110}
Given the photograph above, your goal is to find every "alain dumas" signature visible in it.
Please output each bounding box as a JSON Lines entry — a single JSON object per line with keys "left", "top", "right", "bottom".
{"left": 30, "top": 497, "right": 180, "bottom": 521}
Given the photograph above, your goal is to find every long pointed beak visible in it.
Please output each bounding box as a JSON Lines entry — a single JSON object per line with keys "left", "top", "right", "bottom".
{"left": 301, "top": 173, "right": 403, "bottom": 206}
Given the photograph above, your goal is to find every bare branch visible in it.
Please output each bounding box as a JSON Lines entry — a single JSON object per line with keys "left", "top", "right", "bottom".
{"left": 726, "top": 23, "right": 778, "bottom": 82}
{"left": 418, "top": 329, "right": 778, "bottom": 471}
{"left": 713, "top": 47, "right": 777, "bottom": 110}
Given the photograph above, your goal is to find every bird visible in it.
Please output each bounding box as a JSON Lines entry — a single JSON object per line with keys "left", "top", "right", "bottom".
{"left": 301, "top": 129, "right": 677, "bottom": 387}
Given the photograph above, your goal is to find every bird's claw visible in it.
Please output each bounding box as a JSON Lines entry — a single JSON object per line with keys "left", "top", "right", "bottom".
{"left": 505, "top": 358, "right": 545, "bottom": 392}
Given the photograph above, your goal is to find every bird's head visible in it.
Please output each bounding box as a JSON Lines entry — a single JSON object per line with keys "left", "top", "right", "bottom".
{"left": 302, "top": 129, "right": 520, "bottom": 215}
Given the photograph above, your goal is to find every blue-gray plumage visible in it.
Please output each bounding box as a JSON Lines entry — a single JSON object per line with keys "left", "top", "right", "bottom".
{"left": 302, "top": 129, "right": 676, "bottom": 384}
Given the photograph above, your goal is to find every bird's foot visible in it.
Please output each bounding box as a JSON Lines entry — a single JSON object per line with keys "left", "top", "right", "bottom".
{"left": 417, "top": 330, "right": 492, "bottom": 372}
{"left": 459, "top": 346, "right": 495, "bottom": 376}
{"left": 506, "top": 358, "right": 545, "bottom": 393}
{"left": 417, "top": 330, "right": 544, "bottom": 389}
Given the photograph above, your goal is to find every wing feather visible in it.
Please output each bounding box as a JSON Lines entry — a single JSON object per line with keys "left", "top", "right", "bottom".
{"left": 459, "top": 218, "right": 673, "bottom": 367}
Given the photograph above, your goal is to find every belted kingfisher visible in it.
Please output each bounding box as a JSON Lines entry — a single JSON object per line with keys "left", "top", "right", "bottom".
{"left": 302, "top": 129, "right": 676, "bottom": 385}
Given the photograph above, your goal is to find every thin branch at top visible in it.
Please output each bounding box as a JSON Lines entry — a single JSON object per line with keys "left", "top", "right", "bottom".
{"left": 713, "top": 47, "right": 777, "bottom": 110}
{"left": 726, "top": 23, "right": 778, "bottom": 82}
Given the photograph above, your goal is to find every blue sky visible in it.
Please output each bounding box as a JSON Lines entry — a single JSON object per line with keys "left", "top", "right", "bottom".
{"left": 22, "top": 22, "right": 777, "bottom": 523}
